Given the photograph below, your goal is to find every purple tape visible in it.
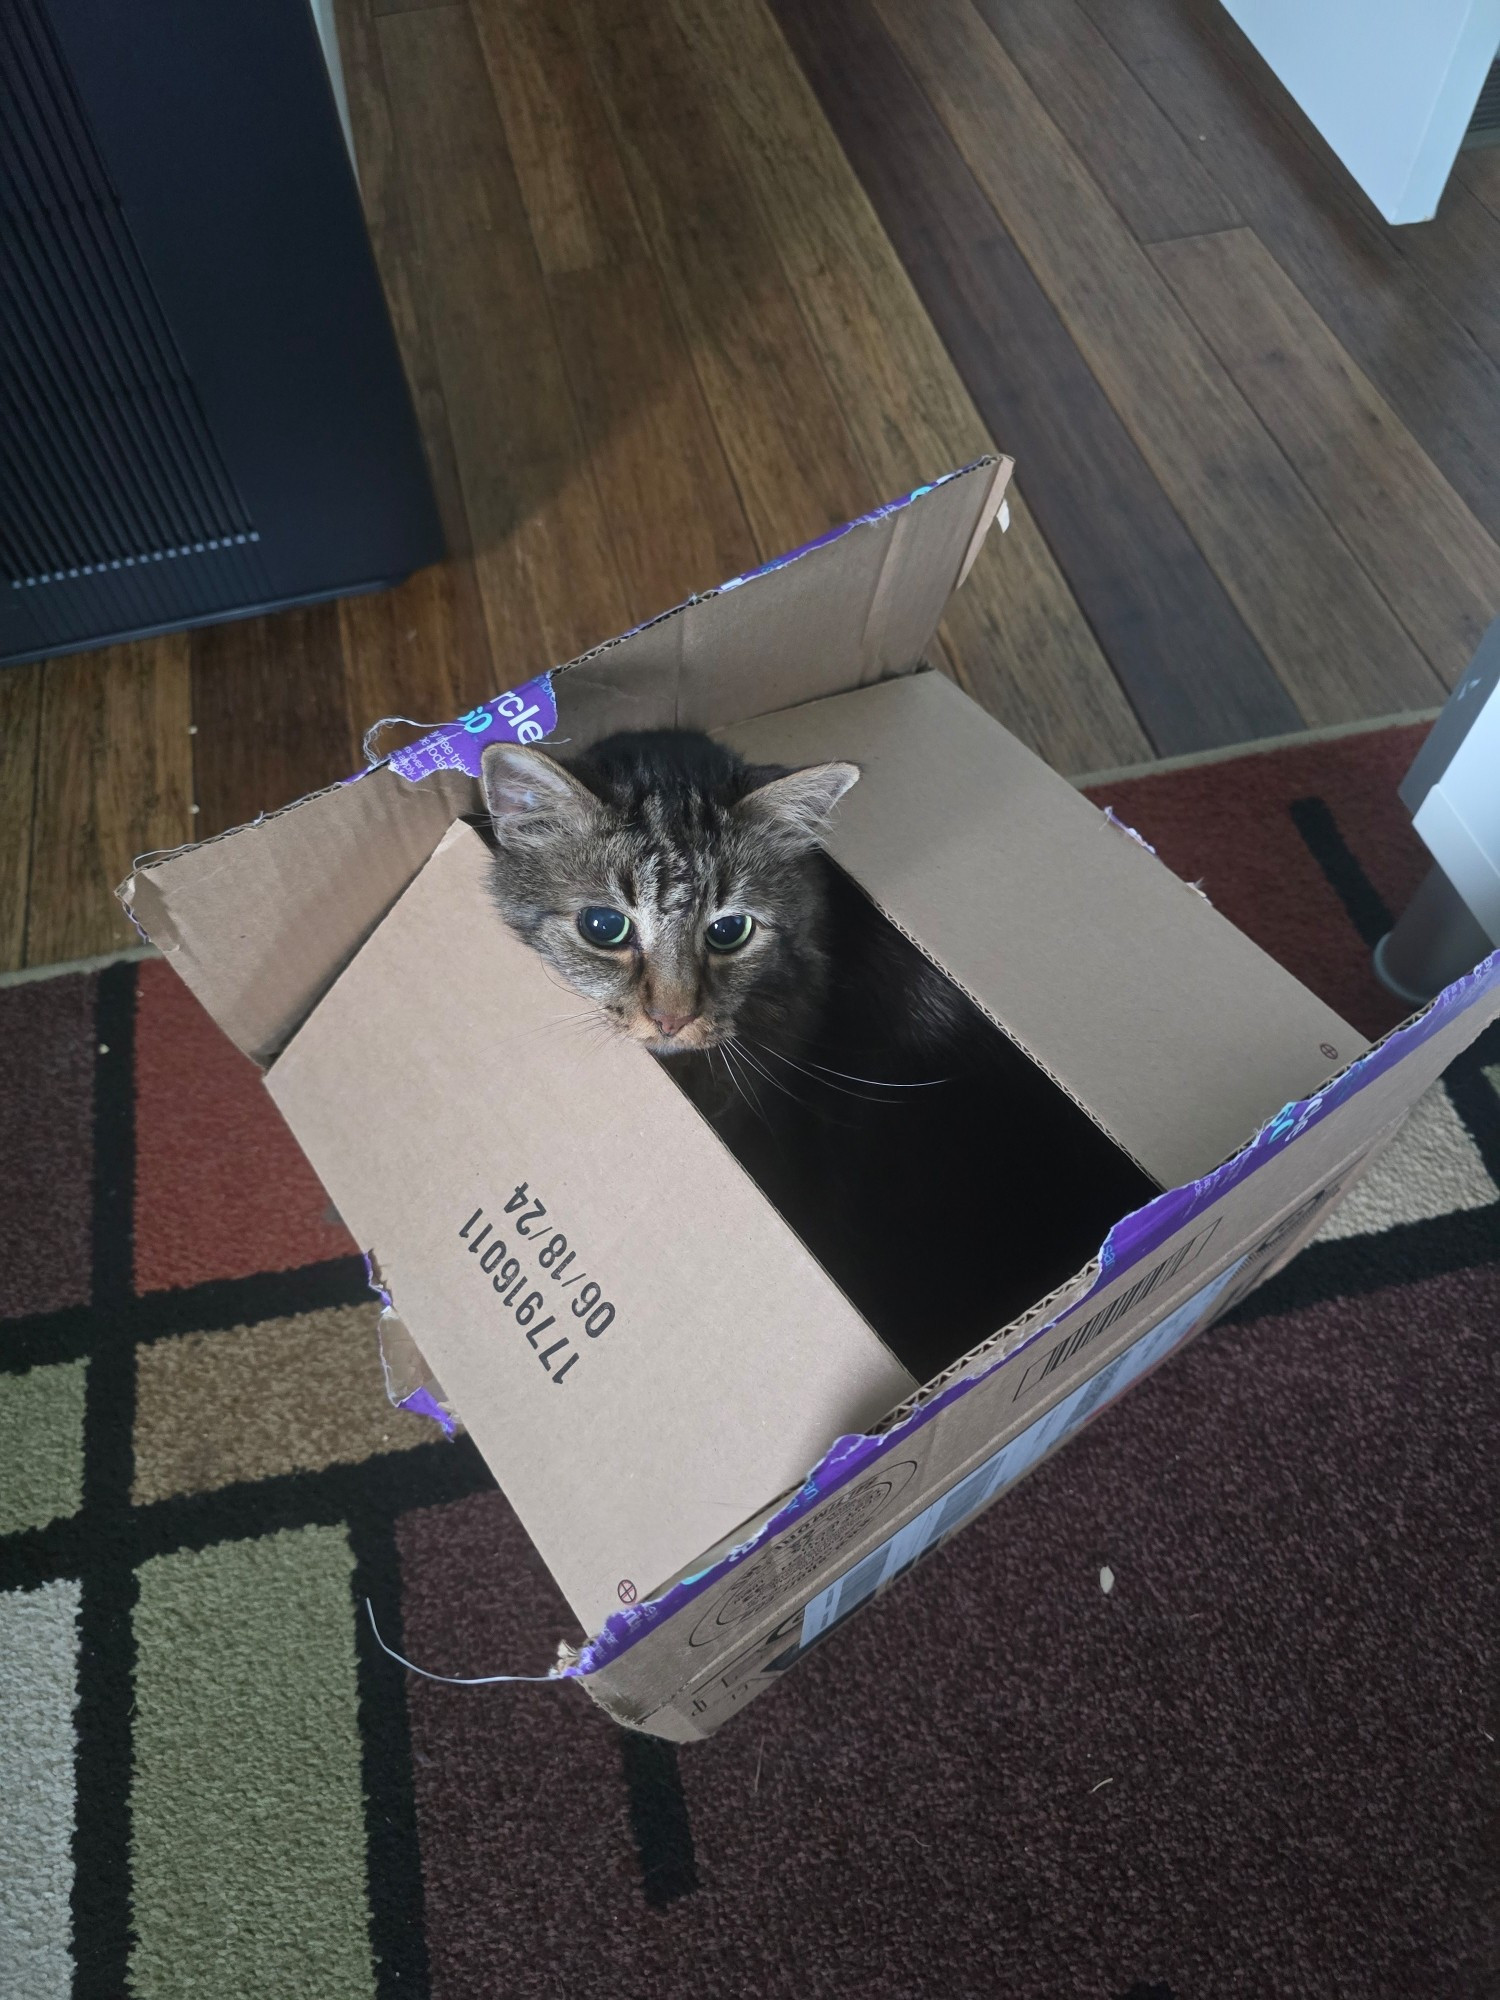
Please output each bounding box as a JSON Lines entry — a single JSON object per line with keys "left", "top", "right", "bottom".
{"left": 1097, "top": 944, "right": 1500, "bottom": 1289}
{"left": 573, "top": 946, "right": 1500, "bottom": 1678}
{"left": 715, "top": 472, "right": 960, "bottom": 592}
{"left": 363, "top": 1254, "right": 458, "bottom": 1437}
{"left": 398, "top": 1386, "right": 458, "bottom": 1438}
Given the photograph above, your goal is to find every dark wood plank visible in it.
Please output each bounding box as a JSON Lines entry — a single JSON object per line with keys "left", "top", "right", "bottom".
{"left": 339, "top": 567, "right": 489, "bottom": 762}
{"left": 1456, "top": 147, "right": 1500, "bottom": 222}
{"left": 1395, "top": 183, "right": 1500, "bottom": 373}
{"left": 472, "top": 0, "right": 760, "bottom": 623}
{"left": 1078, "top": 0, "right": 1500, "bottom": 542}
{"left": 570, "top": 0, "right": 875, "bottom": 562}
{"left": 775, "top": 0, "right": 1300, "bottom": 753}
{"left": 0, "top": 664, "right": 43, "bottom": 972}
{"left": 191, "top": 604, "right": 356, "bottom": 838}
{"left": 1160, "top": 229, "right": 1500, "bottom": 688}
{"left": 1169, "top": 4, "right": 1500, "bottom": 374}
{"left": 378, "top": 4, "right": 632, "bottom": 670}
{"left": 338, "top": 0, "right": 477, "bottom": 561}
{"left": 972, "top": 0, "right": 1239, "bottom": 244}
{"left": 1176, "top": 1, "right": 1500, "bottom": 371}
{"left": 1151, "top": 228, "right": 1500, "bottom": 689}
{"left": 28, "top": 638, "right": 193, "bottom": 964}
{"left": 878, "top": 0, "right": 1444, "bottom": 723}
{"left": 334, "top": 0, "right": 400, "bottom": 237}
{"left": 670, "top": 0, "right": 1147, "bottom": 772}
{"left": 334, "top": 0, "right": 495, "bottom": 727}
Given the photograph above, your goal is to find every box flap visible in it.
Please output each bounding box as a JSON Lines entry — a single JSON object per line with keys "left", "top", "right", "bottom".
{"left": 718, "top": 672, "right": 1365, "bottom": 1190}
{"left": 125, "top": 764, "right": 473, "bottom": 1067}
{"left": 120, "top": 461, "right": 1007, "bottom": 1064}
{"left": 265, "top": 821, "right": 916, "bottom": 1634}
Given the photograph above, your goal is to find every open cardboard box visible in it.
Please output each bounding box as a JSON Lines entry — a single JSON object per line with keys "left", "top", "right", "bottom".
{"left": 123, "top": 459, "right": 1500, "bottom": 1740}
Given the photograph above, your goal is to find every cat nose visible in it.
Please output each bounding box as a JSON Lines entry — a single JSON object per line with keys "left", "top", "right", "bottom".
{"left": 647, "top": 1008, "right": 696, "bottom": 1037}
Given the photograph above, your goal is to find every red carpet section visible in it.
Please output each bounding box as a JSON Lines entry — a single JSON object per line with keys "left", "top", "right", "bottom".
{"left": 1, "top": 722, "right": 1496, "bottom": 2000}
{"left": 132, "top": 960, "right": 355, "bottom": 1292}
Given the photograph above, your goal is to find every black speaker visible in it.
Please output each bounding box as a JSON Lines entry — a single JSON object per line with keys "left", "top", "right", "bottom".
{"left": 0, "top": 0, "right": 442, "bottom": 666}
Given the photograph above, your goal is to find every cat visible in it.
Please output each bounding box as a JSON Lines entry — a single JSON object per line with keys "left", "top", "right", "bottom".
{"left": 481, "top": 727, "right": 1151, "bottom": 1379}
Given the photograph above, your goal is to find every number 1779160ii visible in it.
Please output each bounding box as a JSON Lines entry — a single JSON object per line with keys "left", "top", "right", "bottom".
{"left": 459, "top": 1183, "right": 616, "bottom": 1387}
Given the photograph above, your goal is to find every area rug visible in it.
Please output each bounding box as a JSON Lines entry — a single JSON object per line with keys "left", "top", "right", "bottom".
{"left": 2, "top": 720, "right": 1496, "bottom": 2000}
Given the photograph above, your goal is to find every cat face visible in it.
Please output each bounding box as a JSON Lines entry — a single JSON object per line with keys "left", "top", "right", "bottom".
{"left": 481, "top": 731, "right": 858, "bottom": 1055}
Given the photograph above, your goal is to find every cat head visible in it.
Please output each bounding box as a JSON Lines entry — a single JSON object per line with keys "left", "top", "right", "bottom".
{"left": 481, "top": 730, "right": 859, "bottom": 1054}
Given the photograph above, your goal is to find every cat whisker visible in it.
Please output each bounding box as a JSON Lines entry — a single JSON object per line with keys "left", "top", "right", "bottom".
{"left": 747, "top": 1040, "right": 932, "bottom": 1106}
{"left": 501, "top": 1009, "right": 614, "bottom": 1049}
{"left": 754, "top": 1042, "right": 950, "bottom": 1092}
{"left": 719, "top": 1041, "right": 769, "bottom": 1126}
{"left": 726, "top": 1038, "right": 809, "bottom": 1108}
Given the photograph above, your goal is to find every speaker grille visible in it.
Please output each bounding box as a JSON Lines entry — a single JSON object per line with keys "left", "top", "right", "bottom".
{"left": 0, "top": 0, "right": 271, "bottom": 647}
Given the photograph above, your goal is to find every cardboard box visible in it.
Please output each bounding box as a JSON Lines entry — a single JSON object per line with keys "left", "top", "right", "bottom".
{"left": 122, "top": 458, "right": 1500, "bottom": 1739}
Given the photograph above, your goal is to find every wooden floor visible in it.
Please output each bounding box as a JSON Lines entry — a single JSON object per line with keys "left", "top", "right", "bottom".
{"left": 6, "top": 0, "right": 1500, "bottom": 971}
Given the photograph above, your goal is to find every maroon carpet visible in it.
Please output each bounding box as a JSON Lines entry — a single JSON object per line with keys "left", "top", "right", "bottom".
{"left": 2, "top": 722, "right": 1496, "bottom": 1999}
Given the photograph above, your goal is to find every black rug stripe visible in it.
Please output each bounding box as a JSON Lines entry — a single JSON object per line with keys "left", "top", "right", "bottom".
{"left": 1444, "top": 1018, "right": 1500, "bottom": 1186}
{"left": 0, "top": 1433, "right": 495, "bottom": 1594}
{"left": 71, "top": 960, "right": 139, "bottom": 2000}
{"left": 0, "top": 1254, "right": 374, "bottom": 1375}
{"left": 619, "top": 1734, "right": 700, "bottom": 1908}
{"left": 1228, "top": 1201, "right": 1500, "bottom": 1326}
{"left": 348, "top": 1506, "right": 434, "bottom": 1998}
{"left": 1287, "top": 794, "right": 1394, "bottom": 949}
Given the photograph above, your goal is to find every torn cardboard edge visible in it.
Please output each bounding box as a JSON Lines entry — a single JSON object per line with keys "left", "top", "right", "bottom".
{"left": 368, "top": 1256, "right": 461, "bottom": 1439}
{"left": 114, "top": 459, "right": 995, "bottom": 904}
{"left": 115, "top": 457, "right": 1004, "bottom": 1072}
{"left": 359, "top": 459, "right": 1000, "bottom": 793}
{"left": 563, "top": 943, "right": 1500, "bottom": 1682}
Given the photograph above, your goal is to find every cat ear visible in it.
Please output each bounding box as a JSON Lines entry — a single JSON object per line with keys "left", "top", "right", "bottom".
{"left": 738, "top": 761, "right": 860, "bottom": 848}
{"left": 481, "top": 744, "right": 597, "bottom": 839}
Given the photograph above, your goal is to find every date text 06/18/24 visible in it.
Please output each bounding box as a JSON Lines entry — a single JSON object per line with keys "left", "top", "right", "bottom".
{"left": 459, "top": 1183, "right": 616, "bottom": 1386}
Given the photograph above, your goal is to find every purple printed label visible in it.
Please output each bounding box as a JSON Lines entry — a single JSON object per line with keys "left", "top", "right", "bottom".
{"left": 381, "top": 673, "right": 559, "bottom": 784}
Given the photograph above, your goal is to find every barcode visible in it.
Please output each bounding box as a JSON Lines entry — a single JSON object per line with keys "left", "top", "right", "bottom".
{"left": 799, "top": 1256, "right": 1248, "bottom": 1650}
{"left": 1016, "top": 1216, "right": 1223, "bottom": 1404}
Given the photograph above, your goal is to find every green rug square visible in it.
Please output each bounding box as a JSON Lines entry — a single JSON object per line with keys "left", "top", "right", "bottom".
{"left": 0, "top": 1361, "right": 87, "bottom": 1535}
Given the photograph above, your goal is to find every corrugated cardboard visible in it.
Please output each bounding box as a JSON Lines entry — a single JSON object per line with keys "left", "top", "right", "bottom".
{"left": 266, "top": 819, "right": 914, "bottom": 1632}
{"left": 118, "top": 457, "right": 1500, "bottom": 1739}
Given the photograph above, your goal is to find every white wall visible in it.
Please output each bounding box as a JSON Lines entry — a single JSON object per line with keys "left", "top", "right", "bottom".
{"left": 1221, "top": 0, "right": 1500, "bottom": 223}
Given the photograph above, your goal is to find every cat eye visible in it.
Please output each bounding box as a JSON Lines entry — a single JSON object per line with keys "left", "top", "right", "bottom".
{"left": 705, "top": 912, "right": 754, "bottom": 953}
{"left": 577, "top": 906, "right": 633, "bottom": 949}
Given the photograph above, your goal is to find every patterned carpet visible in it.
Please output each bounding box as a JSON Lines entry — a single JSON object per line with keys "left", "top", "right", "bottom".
{"left": 2, "top": 721, "right": 1497, "bottom": 2000}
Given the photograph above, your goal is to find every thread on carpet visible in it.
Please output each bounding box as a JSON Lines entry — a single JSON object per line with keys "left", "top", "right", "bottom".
{"left": 364, "top": 1599, "right": 578, "bottom": 1687}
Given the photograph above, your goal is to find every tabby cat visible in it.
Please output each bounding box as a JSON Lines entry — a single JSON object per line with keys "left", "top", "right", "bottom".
{"left": 481, "top": 728, "right": 1150, "bottom": 1377}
